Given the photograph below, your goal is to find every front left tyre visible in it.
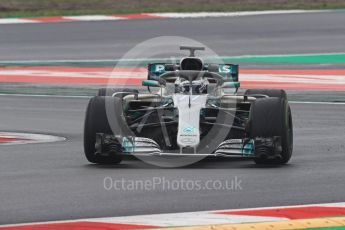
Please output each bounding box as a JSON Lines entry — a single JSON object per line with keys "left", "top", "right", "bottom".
{"left": 248, "top": 97, "right": 293, "bottom": 164}
{"left": 244, "top": 89, "right": 287, "bottom": 100}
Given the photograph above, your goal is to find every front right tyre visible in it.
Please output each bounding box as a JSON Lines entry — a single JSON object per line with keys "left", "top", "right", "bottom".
{"left": 97, "top": 88, "right": 138, "bottom": 96}
{"left": 84, "top": 96, "right": 123, "bottom": 164}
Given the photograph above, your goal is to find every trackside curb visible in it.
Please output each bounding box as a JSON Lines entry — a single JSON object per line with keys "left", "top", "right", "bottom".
{"left": 2, "top": 202, "right": 345, "bottom": 229}
{"left": 0, "top": 10, "right": 331, "bottom": 25}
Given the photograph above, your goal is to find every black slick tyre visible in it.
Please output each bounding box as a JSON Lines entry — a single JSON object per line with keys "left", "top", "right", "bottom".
{"left": 249, "top": 97, "right": 293, "bottom": 164}
{"left": 84, "top": 96, "right": 123, "bottom": 164}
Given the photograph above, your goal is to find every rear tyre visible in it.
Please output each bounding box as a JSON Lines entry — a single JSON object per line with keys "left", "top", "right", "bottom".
{"left": 249, "top": 97, "right": 293, "bottom": 164}
{"left": 97, "top": 88, "right": 138, "bottom": 96}
{"left": 244, "top": 89, "right": 287, "bottom": 100}
{"left": 84, "top": 96, "right": 123, "bottom": 164}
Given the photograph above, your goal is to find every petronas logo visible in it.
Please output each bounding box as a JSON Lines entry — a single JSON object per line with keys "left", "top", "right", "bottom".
{"left": 183, "top": 127, "right": 194, "bottom": 134}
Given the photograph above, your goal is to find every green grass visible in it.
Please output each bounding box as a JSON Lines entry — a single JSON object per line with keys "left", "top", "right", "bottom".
{"left": 0, "top": 0, "right": 345, "bottom": 18}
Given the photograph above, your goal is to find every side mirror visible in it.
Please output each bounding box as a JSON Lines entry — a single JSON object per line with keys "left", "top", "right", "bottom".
{"left": 221, "top": 82, "right": 240, "bottom": 89}
{"left": 142, "top": 80, "right": 160, "bottom": 87}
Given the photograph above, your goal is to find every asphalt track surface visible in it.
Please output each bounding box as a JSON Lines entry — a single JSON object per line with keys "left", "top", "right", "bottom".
{"left": 0, "top": 11, "right": 345, "bottom": 61}
{"left": 0, "top": 11, "right": 345, "bottom": 224}
{"left": 0, "top": 95, "right": 344, "bottom": 224}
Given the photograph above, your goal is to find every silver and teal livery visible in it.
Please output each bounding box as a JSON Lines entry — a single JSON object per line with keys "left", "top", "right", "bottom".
{"left": 84, "top": 46, "right": 293, "bottom": 165}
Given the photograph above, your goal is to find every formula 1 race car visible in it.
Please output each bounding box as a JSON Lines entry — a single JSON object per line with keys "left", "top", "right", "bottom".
{"left": 84, "top": 46, "right": 293, "bottom": 165}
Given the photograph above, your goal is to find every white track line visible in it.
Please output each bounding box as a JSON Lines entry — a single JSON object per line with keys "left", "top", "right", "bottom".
{"left": 290, "top": 101, "right": 345, "bottom": 105}
{"left": 0, "top": 132, "right": 65, "bottom": 145}
{"left": 63, "top": 15, "right": 125, "bottom": 21}
{"left": 0, "top": 18, "right": 39, "bottom": 24}
{"left": 0, "top": 94, "right": 90, "bottom": 98}
{"left": 0, "top": 94, "right": 344, "bottom": 105}
{"left": 149, "top": 10, "right": 326, "bottom": 18}
{"left": 92, "top": 212, "right": 285, "bottom": 227}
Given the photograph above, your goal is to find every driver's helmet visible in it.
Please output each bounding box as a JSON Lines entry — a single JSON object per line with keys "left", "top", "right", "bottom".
{"left": 175, "top": 80, "right": 207, "bottom": 94}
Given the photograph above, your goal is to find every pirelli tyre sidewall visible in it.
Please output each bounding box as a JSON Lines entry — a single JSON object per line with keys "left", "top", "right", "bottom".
{"left": 249, "top": 97, "right": 293, "bottom": 164}
{"left": 97, "top": 88, "right": 139, "bottom": 96}
{"left": 244, "top": 89, "right": 287, "bottom": 100}
{"left": 84, "top": 96, "right": 123, "bottom": 164}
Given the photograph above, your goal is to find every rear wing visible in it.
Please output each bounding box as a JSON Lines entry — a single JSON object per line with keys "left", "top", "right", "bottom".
{"left": 147, "top": 63, "right": 239, "bottom": 82}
